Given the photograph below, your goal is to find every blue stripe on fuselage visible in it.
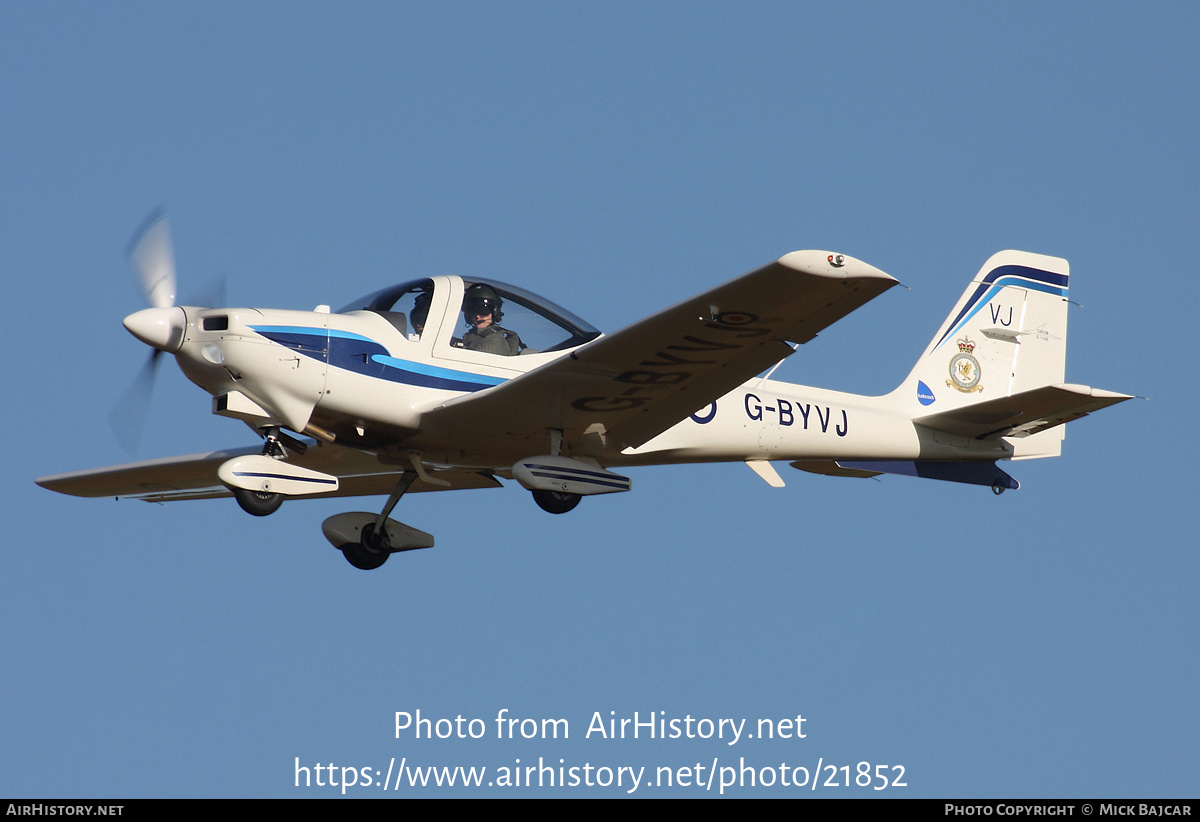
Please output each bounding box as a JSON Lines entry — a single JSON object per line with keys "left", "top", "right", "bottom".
{"left": 250, "top": 325, "right": 506, "bottom": 393}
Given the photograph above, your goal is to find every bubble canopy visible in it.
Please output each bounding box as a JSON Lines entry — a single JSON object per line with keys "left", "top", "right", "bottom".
{"left": 340, "top": 276, "right": 601, "bottom": 353}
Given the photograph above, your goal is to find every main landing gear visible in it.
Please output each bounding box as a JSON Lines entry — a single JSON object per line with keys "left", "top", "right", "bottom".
{"left": 233, "top": 487, "right": 284, "bottom": 516}
{"left": 532, "top": 489, "right": 581, "bottom": 514}
{"left": 513, "top": 453, "right": 627, "bottom": 514}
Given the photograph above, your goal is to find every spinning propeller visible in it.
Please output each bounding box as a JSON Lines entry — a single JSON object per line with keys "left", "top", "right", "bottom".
{"left": 110, "top": 209, "right": 196, "bottom": 453}
{"left": 128, "top": 208, "right": 177, "bottom": 309}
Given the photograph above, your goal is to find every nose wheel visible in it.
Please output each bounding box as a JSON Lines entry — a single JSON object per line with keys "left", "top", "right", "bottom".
{"left": 341, "top": 523, "right": 390, "bottom": 569}
{"left": 322, "top": 471, "right": 433, "bottom": 570}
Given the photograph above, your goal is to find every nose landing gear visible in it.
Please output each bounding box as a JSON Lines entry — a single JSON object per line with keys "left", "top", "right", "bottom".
{"left": 340, "top": 522, "right": 391, "bottom": 570}
{"left": 322, "top": 471, "right": 433, "bottom": 570}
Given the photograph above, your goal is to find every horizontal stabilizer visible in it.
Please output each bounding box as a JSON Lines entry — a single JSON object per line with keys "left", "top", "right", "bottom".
{"left": 793, "top": 459, "right": 1019, "bottom": 490}
{"left": 914, "top": 384, "right": 1132, "bottom": 439}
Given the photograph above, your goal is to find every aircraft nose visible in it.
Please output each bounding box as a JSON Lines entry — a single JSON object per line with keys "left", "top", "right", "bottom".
{"left": 123, "top": 306, "right": 187, "bottom": 353}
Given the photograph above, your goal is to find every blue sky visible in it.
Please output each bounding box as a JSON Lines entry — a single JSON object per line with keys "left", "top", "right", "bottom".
{"left": 3, "top": 2, "right": 1196, "bottom": 797}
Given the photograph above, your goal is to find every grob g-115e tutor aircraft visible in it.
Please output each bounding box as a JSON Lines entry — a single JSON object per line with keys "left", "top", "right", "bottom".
{"left": 37, "top": 213, "right": 1131, "bottom": 569}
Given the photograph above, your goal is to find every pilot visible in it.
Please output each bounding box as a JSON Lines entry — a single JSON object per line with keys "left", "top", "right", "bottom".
{"left": 461, "top": 283, "right": 520, "bottom": 355}
{"left": 409, "top": 291, "right": 432, "bottom": 340}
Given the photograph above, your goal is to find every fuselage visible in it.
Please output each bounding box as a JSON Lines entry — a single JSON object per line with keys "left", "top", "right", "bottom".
{"left": 165, "top": 273, "right": 1006, "bottom": 473}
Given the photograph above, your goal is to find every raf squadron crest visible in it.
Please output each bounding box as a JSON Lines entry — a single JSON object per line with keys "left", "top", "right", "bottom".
{"left": 947, "top": 337, "right": 983, "bottom": 393}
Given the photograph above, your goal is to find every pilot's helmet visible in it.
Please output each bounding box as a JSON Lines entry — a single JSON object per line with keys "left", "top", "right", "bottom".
{"left": 463, "top": 283, "right": 503, "bottom": 323}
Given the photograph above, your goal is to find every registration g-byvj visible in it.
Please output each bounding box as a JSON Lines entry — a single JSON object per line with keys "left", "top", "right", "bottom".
{"left": 38, "top": 212, "right": 1130, "bottom": 569}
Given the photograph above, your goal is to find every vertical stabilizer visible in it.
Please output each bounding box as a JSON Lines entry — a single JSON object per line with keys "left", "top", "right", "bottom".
{"left": 895, "top": 251, "right": 1070, "bottom": 433}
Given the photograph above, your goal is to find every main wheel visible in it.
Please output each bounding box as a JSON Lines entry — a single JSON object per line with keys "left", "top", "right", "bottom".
{"left": 233, "top": 487, "right": 284, "bottom": 516}
{"left": 532, "top": 489, "right": 581, "bottom": 514}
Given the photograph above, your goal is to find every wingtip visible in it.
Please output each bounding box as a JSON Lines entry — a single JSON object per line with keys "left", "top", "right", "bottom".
{"left": 1056, "top": 384, "right": 1135, "bottom": 403}
{"left": 776, "top": 250, "right": 898, "bottom": 286}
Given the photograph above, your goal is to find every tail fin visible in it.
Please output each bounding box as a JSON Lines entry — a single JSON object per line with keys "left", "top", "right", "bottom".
{"left": 896, "top": 250, "right": 1071, "bottom": 456}
{"left": 795, "top": 250, "right": 1131, "bottom": 492}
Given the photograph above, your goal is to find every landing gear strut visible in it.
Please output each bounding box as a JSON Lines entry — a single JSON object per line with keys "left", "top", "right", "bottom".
{"left": 261, "top": 428, "right": 285, "bottom": 457}
{"left": 335, "top": 471, "right": 419, "bottom": 570}
{"left": 229, "top": 427, "right": 291, "bottom": 516}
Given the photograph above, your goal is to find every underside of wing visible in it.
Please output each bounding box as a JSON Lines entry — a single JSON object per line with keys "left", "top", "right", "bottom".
{"left": 425, "top": 250, "right": 898, "bottom": 456}
{"left": 36, "top": 443, "right": 502, "bottom": 503}
{"left": 914, "top": 383, "right": 1133, "bottom": 439}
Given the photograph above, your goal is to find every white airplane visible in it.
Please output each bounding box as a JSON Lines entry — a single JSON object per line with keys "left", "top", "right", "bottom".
{"left": 37, "top": 213, "right": 1131, "bottom": 569}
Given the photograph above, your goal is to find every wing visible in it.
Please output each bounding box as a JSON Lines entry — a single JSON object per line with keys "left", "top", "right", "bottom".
{"left": 36, "top": 443, "right": 502, "bottom": 503}
{"left": 424, "top": 250, "right": 898, "bottom": 453}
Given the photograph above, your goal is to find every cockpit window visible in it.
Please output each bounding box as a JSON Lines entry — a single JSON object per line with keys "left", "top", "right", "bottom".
{"left": 462, "top": 278, "right": 600, "bottom": 354}
{"left": 339, "top": 278, "right": 434, "bottom": 313}
{"left": 339, "top": 278, "right": 435, "bottom": 341}
{"left": 340, "top": 276, "right": 601, "bottom": 354}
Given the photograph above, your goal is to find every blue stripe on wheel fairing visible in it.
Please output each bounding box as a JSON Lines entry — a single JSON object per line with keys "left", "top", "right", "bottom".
{"left": 232, "top": 471, "right": 338, "bottom": 486}
{"left": 527, "top": 471, "right": 631, "bottom": 490}
{"left": 520, "top": 462, "right": 628, "bottom": 481}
